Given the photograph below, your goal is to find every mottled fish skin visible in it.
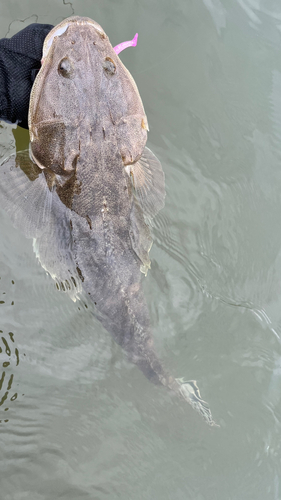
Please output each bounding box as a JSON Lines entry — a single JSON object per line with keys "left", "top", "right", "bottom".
{"left": 29, "top": 16, "right": 162, "bottom": 382}
{"left": 0, "top": 17, "right": 217, "bottom": 425}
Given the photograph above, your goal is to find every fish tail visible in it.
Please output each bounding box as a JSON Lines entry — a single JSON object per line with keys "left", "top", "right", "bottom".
{"left": 173, "top": 378, "right": 219, "bottom": 427}
{"left": 131, "top": 346, "right": 218, "bottom": 426}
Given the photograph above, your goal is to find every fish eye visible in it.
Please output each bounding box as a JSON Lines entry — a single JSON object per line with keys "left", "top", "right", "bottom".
{"left": 58, "top": 57, "right": 74, "bottom": 78}
{"left": 103, "top": 57, "right": 116, "bottom": 76}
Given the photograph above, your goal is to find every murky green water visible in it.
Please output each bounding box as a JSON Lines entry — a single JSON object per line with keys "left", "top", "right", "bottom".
{"left": 1, "top": 0, "right": 281, "bottom": 498}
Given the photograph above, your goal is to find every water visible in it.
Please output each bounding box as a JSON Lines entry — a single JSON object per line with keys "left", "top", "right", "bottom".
{"left": 1, "top": 0, "right": 281, "bottom": 498}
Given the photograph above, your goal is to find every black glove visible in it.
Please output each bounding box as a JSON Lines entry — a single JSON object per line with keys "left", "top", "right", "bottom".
{"left": 0, "top": 23, "right": 53, "bottom": 129}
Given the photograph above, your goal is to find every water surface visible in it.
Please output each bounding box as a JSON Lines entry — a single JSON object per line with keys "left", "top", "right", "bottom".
{"left": 1, "top": 0, "right": 281, "bottom": 498}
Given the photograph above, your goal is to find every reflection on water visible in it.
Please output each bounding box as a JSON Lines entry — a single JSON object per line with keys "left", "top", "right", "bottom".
{"left": 0, "top": 330, "right": 19, "bottom": 422}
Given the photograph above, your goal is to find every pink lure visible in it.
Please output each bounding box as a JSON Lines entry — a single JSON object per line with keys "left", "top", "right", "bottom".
{"left": 113, "top": 33, "right": 138, "bottom": 55}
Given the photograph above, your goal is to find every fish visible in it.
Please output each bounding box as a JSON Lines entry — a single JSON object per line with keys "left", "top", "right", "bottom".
{"left": 0, "top": 16, "right": 217, "bottom": 426}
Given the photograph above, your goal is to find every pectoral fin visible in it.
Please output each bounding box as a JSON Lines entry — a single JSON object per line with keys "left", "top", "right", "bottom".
{"left": 0, "top": 150, "right": 52, "bottom": 238}
{"left": 127, "top": 147, "right": 166, "bottom": 224}
{"left": 0, "top": 150, "right": 82, "bottom": 300}
{"left": 33, "top": 192, "right": 82, "bottom": 300}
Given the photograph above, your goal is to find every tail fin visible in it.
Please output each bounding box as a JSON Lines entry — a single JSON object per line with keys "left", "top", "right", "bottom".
{"left": 175, "top": 378, "right": 219, "bottom": 427}
{"left": 128, "top": 346, "right": 218, "bottom": 426}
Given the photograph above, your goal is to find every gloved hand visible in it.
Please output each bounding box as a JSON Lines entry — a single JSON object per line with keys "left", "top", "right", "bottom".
{"left": 0, "top": 23, "right": 53, "bottom": 129}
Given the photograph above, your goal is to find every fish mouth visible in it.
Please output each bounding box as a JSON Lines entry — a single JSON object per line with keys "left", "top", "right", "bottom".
{"left": 42, "top": 16, "right": 106, "bottom": 60}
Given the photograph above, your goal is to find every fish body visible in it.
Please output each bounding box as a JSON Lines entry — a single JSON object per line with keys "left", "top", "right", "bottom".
{"left": 0, "top": 17, "right": 216, "bottom": 425}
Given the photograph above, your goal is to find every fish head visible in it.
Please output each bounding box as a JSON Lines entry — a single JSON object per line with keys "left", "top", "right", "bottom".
{"left": 28, "top": 16, "right": 148, "bottom": 173}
